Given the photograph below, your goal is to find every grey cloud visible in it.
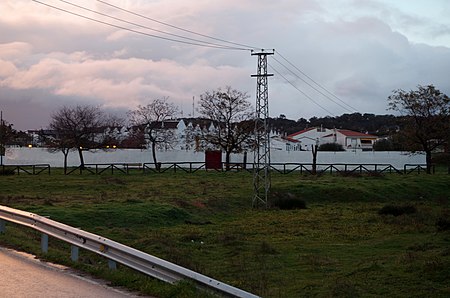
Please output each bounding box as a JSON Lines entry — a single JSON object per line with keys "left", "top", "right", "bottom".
{"left": 1, "top": 0, "right": 450, "bottom": 129}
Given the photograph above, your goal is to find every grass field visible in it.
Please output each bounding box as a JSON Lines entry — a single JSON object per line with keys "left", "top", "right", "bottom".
{"left": 1, "top": 169, "right": 449, "bottom": 297}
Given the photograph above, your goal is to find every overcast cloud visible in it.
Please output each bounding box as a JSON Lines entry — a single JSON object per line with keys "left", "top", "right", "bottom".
{"left": 1, "top": 0, "right": 450, "bottom": 130}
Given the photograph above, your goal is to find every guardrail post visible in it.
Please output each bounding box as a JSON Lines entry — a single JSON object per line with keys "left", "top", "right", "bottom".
{"left": 0, "top": 205, "right": 261, "bottom": 298}
{"left": 71, "top": 245, "right": 79, "bottom": 262}
{"left": 108, "top": 259, "right": 117, "bottom": 270}
{"left": 41, "top": 233, "right": 48, "bottom": 253}
{"left": 0, "top": 219, "right": 5, "bottom": 233}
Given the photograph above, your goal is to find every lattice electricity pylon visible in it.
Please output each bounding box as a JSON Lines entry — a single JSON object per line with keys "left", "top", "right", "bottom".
{"left": 251, "top": 49, "right": 274, "bottom": 208}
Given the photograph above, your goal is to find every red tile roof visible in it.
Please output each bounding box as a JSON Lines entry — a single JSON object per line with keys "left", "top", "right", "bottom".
{"left": 286, "top": 127, "right": 377, "bottom": 139}
{"left": 322, "top": 133, "right": 335, "bottom": 138}
{"left": 284, "top": 137, "right": 300, "bottom": 143}
{"left": 337, "top": 129, "right": 377, "bottom": 138}
{"left": 286, "top": 127, "right": 316, "bottom": 138}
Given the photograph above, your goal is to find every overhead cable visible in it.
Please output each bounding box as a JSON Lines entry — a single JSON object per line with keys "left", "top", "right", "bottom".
{"left": 59, "top": 0, "right": 251, "bottom": 51}
{"left": 272, "top": 56, "right": 353, "bottom": 113}
{"left": 33, "top": 0, "right": 355, "bottom": 116}
{"left": 269, "top": 64, "right": 336, "bottom": 116}
{"left": 32, "top": 0, "right": 250, "bottom": 51}
{"left": 276, "top": 51, "right": 357, "bottom": 111}
{"left": 96, "top": 0, "right": 261, "bottom": 51}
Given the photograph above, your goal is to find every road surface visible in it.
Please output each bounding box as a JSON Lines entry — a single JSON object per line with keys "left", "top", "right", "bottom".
{"left": 0, "top": 247, "right": 145, "bottom": 297}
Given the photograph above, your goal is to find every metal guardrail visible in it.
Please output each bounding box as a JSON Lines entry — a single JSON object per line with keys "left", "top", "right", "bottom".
{"left": 0, "top": 205, "right": 259, "bottom": 298}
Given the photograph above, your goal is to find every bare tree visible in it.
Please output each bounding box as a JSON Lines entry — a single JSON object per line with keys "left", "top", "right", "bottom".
{"left": 49, "top": 105, "right": 110, "bottom": 170}
{"left": 120, "top": 126, "right": 146, "bottom": 149}
{"left": 388, "top": 84, "right": 450, "bottom": 173}
{"left": 128, "top": 97, "right": 179, "bottom": 168}
{"left": 198, "top": 86, "right": 254, "bottom": 170}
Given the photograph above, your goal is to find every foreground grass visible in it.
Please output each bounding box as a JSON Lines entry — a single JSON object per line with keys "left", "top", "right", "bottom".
{"left": 0, "top": 170, "right": 449, "bottom": 297}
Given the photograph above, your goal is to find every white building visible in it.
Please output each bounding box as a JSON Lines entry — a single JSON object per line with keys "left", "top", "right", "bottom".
{"left": 148, "top": 119, "right": 217, "bottom": 152}
{"left": 284, "top": 127, "right": 378, "bottom": 151}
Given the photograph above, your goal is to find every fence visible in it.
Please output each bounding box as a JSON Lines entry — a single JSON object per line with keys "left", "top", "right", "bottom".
{"left": 0, "top": 205, "right": 259, "bottom": 298}
{"left": 0, "top": 164, "right": 50, "bottom": 175}
{"left": 269, "top": 163, "right": 406, "bottom": 175}
{"left": 65, "top": 163, "right": 143, "bottom": 175}
{"left": 60, "top": 162, "right": 433, "bottom": 175}
{"left": 1, "top": 162, "right": 437, "bottom": 175}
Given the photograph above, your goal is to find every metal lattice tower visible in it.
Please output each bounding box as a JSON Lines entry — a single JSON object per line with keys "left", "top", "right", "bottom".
{"left": 251, "top": 49, "right": 274, "bottom": 208}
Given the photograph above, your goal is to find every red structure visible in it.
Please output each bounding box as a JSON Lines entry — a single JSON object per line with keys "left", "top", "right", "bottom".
{"left": 205, "top": 150, "right": 222, "bottom": 170}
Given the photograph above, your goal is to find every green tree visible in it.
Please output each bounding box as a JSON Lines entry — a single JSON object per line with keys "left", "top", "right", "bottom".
{"left": 388, "top": 85, "right": 450, "bottom": 173}
{"left": 318, "top": 142, "right": 345, "bottom": 151}
{"left": 372, "top": 138, "right": 394, "bottom": 151}
{"left": 0, "top": 118, "right": 23, "bottom": 164}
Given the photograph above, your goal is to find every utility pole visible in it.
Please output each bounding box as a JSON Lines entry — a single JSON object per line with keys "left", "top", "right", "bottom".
{"left": 251, "top": 49, "right": 274, "bottom": 207}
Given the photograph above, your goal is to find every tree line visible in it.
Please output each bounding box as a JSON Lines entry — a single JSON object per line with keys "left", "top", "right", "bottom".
{"left": 268, "top": 113, "right": 400, "bottom": 136}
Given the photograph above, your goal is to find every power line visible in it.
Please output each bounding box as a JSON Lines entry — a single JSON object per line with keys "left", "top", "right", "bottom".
{"left": 33, "top": 0, "right": 356, "bottom": 117}
{"left": 276, "top": 51, "right": 358, "bottom": 111}
{"left": 93, "top": 0, "right": 356, "bottom": 117}
{"left": 32, "top": 0, "right": 250, "bottom": 51}
{"left": 272, "top": 56, "right": 353, "bottom": 113}
{"left": 96, "top": 0, "right": 261, "bottom": 51}
{"left": 59, "top": 0, "right": 251, "bottom": 51}
{"left": 269, "top": 64, "right": 336, "bottom": 116}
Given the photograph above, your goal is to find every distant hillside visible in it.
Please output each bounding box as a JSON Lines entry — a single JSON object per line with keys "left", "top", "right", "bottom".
{"left": 268, "top": 113, "right": 401, "bottom": 136}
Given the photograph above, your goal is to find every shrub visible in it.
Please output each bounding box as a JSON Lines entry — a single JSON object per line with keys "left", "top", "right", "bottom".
{"left": 270, "top": 192, "right": 307, "bottom": 210}
{"left": 339, "top": 171, "right": 384, "bottom": 178}
{"left": 432, "top": 152, "right": 450, "bottom": 166}
{"left": 318, "top": 142, "right": 345, "bottom": 151}
{"left": 378, "top": 204, "right": 417, "bottom": 216}
{"left": 259, "top": 241, "right": 279, "bottom": 255}
{"left": 0, "top": 168, "right": 15, "bottom": 176}
{"left": 436, "top": 217, "right": 450, "bottom": 231}
{"left": 373, "top": 138, "right": 394, "bottom": 151}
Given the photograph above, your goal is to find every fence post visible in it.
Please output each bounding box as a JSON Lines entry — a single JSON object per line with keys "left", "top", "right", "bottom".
{"left": 0, "top": 219, "right": 5, "bottom": 233}
{"left": 71, "top": 245, "right": 79, "bottom": 262}
{"left": 108, "top": 259, "right": 117, "bottom": 270}
{"left": 41, "top": 233, "right": 48, "bottom": 253}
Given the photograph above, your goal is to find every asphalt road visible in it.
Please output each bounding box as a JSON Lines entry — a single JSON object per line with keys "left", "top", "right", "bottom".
{"left": 0, "top": 247, "right": 144, "bottom": 298}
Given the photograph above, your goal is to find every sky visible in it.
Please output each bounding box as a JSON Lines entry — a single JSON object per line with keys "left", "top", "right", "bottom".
{"left": 1, "top": 0, "right": 450, "bottom": 130}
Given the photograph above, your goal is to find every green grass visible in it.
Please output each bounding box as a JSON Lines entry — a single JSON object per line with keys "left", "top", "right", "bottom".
{"left": 1, "top": 170, "right": 449, "bottom": 297}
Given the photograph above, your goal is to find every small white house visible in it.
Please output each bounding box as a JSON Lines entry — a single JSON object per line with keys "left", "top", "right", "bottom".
{"left": 285, "top": 127, "right": 378, "bottom": 151}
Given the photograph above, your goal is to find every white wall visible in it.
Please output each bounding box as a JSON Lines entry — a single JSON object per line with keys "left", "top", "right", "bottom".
{"left": 3, "top": 147, "right": 425, "bottom": 169}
